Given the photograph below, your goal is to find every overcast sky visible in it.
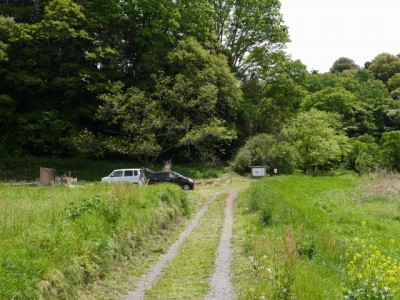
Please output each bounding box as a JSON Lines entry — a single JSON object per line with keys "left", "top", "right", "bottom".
{"left": 280, "top": 0, "right": 400, "bottom": 73}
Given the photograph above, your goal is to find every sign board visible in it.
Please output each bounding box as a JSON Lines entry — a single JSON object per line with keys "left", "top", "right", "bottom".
{"left": 250, "top": 166, "right": 266, "bottom": 177}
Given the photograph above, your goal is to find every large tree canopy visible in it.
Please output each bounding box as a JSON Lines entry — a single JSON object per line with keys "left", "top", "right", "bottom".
{"left": 212, "top": 0, "right": 289, "bottom": 77}
{"left": 75, "top": 38, "right": 242, "bottom": 163}
{"left": 3, "top": 0, "right": 400, "bottom": 173}
{"left": 303, "top": 72, "right": 400, "bottom": 137}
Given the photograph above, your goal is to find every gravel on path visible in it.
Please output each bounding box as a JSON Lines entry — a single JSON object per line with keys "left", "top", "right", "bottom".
{"left": 123, "top": 191, "right": 224, "bottom": 300}
{"left": 205, "top": 189, "right": 237, "bottom": 300}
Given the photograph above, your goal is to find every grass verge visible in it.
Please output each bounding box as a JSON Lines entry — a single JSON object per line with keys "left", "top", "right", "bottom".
{"left": 233, "top": 173, "right": 400, "bottom": 299}
{"left": 0, "top": 182, "right": 190, "bottom": 299}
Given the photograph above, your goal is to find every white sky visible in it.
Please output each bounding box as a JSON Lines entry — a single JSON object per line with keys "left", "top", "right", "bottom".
{"left": 280, "top": 0, "right": 400, "bottom": 73}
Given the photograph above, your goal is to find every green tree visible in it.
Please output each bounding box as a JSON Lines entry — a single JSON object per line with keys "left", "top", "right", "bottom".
{"left": 304, "top": 72, "right": 400, "bottom": 136}
{"left": 76, "top": 38, "right": 242, "bottom": 163}
{"left": 346, "top": 134, "right": 379, "bottom": 173}
{"left": 330, "top": 57, "right": 359, "bottom": 73}
{"left": 282, "top": 109, "right": 349, "bottom": 173}
{"left": 0, "top": 16, "right": 15, "bottom": 62}
{"left": 301, "top": 86, "right": 375, "bottom": 136}
{"left": 387, "top": 73, "right": 400, "bottom": 100}
{"left": 0, "top": 0, "right": 49, "bottom": 23}
{"left": 0, "top": 0, "right": 112, "bottom": 155}
{"left": 238, "top": 53, "right": 308, "bottom": 137}
{"left": 212, "top": 0, "right": 288, "bottom": 77}
{"left": 379, "top": 131, "right": 400, "bottom": 171}
{"left": 19, "top": 110, "right": 75, "bottom": 156}
{"left": 368, "top": 53, "right": 400, "bottom": 84}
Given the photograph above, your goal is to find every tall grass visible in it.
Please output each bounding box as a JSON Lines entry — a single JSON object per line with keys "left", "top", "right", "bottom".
{"left": 0, "top": 182, "right": 190, "bottom": 299}
{"left": 233, "top": 174, "right": 400, "bottom": 299}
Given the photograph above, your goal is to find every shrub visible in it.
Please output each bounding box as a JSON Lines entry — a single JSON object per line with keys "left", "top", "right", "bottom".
{"left": 231, "top": 133, "right": 295, "bottom": 174}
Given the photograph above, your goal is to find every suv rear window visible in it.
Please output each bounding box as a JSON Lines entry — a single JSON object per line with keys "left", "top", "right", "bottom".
{"left": 124, "top": 170, "right": 133, "bottom": 177}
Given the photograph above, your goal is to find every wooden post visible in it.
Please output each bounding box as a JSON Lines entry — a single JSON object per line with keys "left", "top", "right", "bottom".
{"left": 40, "top": 167, "right": 56, "bottom": 186}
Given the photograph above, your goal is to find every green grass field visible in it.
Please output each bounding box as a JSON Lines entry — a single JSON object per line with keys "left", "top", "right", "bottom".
{"left": 233, "top": 172, "right": 400, "bottom": 299}
{"left": 0, "top": 182, "right": 190, "bottom": 299}
{"left": 1, "top": 170, "right": 400, "bottom": 299}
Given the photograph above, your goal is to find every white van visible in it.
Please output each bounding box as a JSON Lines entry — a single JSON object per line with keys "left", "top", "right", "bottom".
{"left": 101, "top": 169, "right": 145, "bottom": 185}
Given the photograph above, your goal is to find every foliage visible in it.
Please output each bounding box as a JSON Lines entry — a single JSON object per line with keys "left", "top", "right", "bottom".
{"left": 330, "top": 57, "right": 359, "bottom": 73}
{"left": 3, "top": 0, "right": 400, "bottom": 169}
{"left": 388, "top": 73, "right": 400, "bottom": 100}
{"left": 379, "top": 131, "right": 400, "bottom": 171}
{"left": 238, "top": 53, "right": 308, "bottom": 136}
{"left": 0, "top": 16, "right": 15, "bottom": 62}
{"left": 303, "top": 72, "right": 400, "bottom": 137}
{"left": 301, "top": 86, "right": 363, "bottom": 134}
{"left": 19, "top": 110, "right": 76, "bottom": 156}
{"left": 368, "top": 53, "right": 400, "bottom": 84}
{"left": 87, "top": 38, "right": 242, "bottom": 163}
{"left": 346, "top": 134, "right": 379, "bottom": 174}
{"left": 282, "top": 110, "right": 349, "bottom": 173}
{"left": 231, "top": 133, "right": 294, "bottom": 174}
{"left": 212, "top": 0, "right": 289, "bottom": 77}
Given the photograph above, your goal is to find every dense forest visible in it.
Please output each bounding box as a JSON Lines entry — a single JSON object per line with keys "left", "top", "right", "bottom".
{"left": 2, "top": 0, "right": 400, "bottom": 173}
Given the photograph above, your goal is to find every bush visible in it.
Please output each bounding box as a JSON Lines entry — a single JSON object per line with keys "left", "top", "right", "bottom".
{"left": 231, "top": 133, "right": 295, "bottom": 174}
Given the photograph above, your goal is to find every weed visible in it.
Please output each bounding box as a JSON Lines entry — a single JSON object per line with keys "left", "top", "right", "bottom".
{"left": 343, "top": 222, "right": 400, "bottom": 299}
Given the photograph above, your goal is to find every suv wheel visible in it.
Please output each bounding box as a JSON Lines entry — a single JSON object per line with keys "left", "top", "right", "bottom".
{"left": 182, "top": 184, "right": 191, "bottom": 191}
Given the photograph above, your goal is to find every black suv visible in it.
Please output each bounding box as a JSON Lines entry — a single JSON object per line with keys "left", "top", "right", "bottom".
{"left": 148, "top": 171, "right": 194, "bottom": 190}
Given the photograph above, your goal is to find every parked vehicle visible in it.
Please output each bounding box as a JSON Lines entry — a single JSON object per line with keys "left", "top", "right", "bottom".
{"left": 101, "top": 168, "right": 145, "bottom": 185}
{"left": 148, "top": 171, "right": 194, "bottom": 190}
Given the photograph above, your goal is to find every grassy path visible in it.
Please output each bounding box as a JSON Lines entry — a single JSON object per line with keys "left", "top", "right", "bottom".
{"left": 123, "top": 188, "right": 239, "bottom": 299}
{"left": 125, "top": 194, "right": 227, "bottom": 300}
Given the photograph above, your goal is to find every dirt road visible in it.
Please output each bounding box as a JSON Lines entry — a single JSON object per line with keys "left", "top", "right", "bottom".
{"left": 124, "top": 189, "right": 237, "bottom": 300}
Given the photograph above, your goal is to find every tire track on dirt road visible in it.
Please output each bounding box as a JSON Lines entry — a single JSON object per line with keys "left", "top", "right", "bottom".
{"left": 124, "top": 190, "right": 229, "bottom": 300}
{"left": 205, "top": 189, "right": 237, "bottom": 300}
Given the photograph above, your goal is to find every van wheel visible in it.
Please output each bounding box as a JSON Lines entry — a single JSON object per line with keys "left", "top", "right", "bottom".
{"left": 182, "top": 184, "right": 191, "bottom": 191}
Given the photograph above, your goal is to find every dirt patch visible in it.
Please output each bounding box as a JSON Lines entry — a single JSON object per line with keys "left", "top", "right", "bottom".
{"left": 359, "top": 172, "right": 400, "bottom": 198}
